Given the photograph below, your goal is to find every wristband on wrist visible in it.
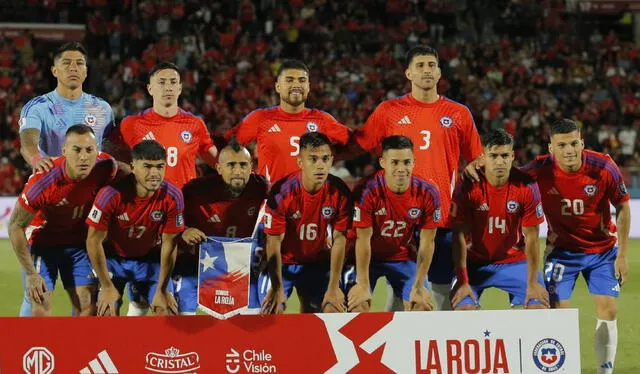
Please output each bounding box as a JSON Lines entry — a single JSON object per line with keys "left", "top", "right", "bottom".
{"left": 456, "top": 268, "right": 469, "bottom": 284}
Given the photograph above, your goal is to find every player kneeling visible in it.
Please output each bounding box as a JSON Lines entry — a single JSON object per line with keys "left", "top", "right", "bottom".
{"left": 260, "top": 132, "right": 352, "bottom": 314}
{"left": 347, "top": 136, "right": 440, "bottom": 312}
{"left": 86, "top": 140, "right": 184, "bottom": 316}
{"left": 450, "top": 130, "right": 549, "bottom": 310}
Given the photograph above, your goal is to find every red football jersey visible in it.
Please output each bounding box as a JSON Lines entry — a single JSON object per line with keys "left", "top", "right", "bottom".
{"left": 450, "top": 168, "right": 544, "bottom": 264}
{"left": 352, "top": 171, "right": 442, "bottom": 261}
{"left": 353, "top": 94, "right": 482, "bottom": 227}
{"left": 225, "top": 106, "right": 351, "bottom": 184}
{"left": 117, "top": 108, "right": 214, "bottom": 188}
{"left": 263, "top": 173, "right": 352, "bottom": 264}
{"left": 183, "top": 173, "right": 268, "bottom": 237}
{"left": 18, "top": 154, "right": 117, "bottom": 247}
{"left": 86, "top": 176, "right": 185, "bottom": 258}
{"left": 521, "top": 150, "right": 629, "bottom": 254}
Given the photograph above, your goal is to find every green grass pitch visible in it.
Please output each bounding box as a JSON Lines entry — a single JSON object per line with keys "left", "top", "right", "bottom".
{"left": 1, "top": 239, "right": 638, "bottom": 373}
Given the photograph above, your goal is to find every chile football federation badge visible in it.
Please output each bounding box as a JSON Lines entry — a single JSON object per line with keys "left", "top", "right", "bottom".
{"left": 506, "top": 200, "right": 520, "bottom": 213}
{"left": 584, "top": 184, "right": 597, "bottom": 197}
{"left": 198, "top": 237, "right": 252, "bottom": 319}
{"left": 180, "top": 130, "right": 193, "bottom": 144}
{"left": 532, "top": 338, "right": 566, "bottom": 372}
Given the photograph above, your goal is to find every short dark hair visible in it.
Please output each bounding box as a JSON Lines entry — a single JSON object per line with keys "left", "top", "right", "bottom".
{"left": 65, "top": 124, "right": 95, "bottom": 137}
{"left": 299, "top": 131, "right": 331, "bottom": 151}
{"left": 482, "top": 129, "right": 514, "bottom": 148}
{"left": 225, "top": 136, "right": 245, "bottom": 153}
{"left": 131, "top": 140, "right": 167, "bottom": 161}
{"left": 148, "top": 61, "right": 181, "bottom": 81}
{"left": 406, "top": 45, "right": 439, "bottom": 67}
{"left": 550, "top": 119, "right": 579, "bottom": 136}
{"left": 382, "top": 135, "right": 414, "bottom": 153}
{"left": 276, "top": 59, "right": 310, "bottom": 78}
{"left": 53, "top": 42, "right": 88, "bottom": 62}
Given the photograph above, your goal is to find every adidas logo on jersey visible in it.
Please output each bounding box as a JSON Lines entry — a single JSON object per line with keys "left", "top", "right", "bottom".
{"left": 208, "top": 214, "right": 221, "bottom": 223}
{"left": 477, "top": 203, "right": 489, "bottom": 211}
{"left": 79, "top": 349, "right": 119, "bottom": 373}
{"left": 268, "top": 124, "right": 281, "bottom": 133}
{"left": 117, "top": 213, "right": 129, "bottom": 221}
{"left": 55, "top": 198, "right": 69, "bottom": 206}
{"left": 142, "top": 131, "right": 156, "bottom": 141}
{"left": 375, "top": 207, "right": 387, "bottom": 216}
{"left": 291, "top": 210, "right": 301, "bottom": 219}
{"left": 397, "top": 115, "right": 412, "bottom": 125}
{"left": 547, "top": 187, "right": 560, "bottom": 195}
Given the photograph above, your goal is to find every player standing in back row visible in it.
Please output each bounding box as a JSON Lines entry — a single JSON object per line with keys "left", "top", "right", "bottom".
{"left": 113, "top": 62, "right": 218, "bottom": 189}
{"left": 521, "top": 119, "right": 631, "bottom": 374}
{"left": 225, "top": 59, "right": 351, "bottom": 184}
{"left": 352, "top": 46, "right": 483, "bottom": 310}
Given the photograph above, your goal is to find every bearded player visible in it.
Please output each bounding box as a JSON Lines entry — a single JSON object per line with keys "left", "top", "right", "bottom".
{"left": 225, "top": 59, "right": 350, "bottom": 184}
{"left": 522, "top": 119, "right": 631, "bottom": 374}
{"left": 176, "top": 139, "right": 268, "bottom": 314}
{"left": 352, "top": 45, "right": 483, "bottom": 310}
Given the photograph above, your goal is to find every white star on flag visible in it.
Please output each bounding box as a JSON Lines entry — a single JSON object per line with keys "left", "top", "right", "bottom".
{"left": 200, "top": 251, "right": 218, "bottom": 272}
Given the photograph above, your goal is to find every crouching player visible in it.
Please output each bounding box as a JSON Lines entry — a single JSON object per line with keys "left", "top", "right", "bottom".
{"left": 347, "top": 135, "right": 440, "bottom": 312}
{"left": 450, "top": 130, "right": 549, "bottom": 310}
{"left": 9, "top": 124, "right": 117, "bottom": 316}
{"left": 86, "top": 140, "right": 183, "bottom": 316}
{"left": 177, "top": 139, "right": 268, "bottom": 314}
{"left": 260, "top": 132, "right": 352, "bottom": 314}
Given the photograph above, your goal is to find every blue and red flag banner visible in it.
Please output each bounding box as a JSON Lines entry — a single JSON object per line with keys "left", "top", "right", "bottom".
{"left": 198, "top": 237, "right": 252, "bottom": 319}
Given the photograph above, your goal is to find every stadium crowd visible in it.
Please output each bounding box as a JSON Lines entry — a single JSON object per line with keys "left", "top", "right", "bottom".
{"left": 0, "top": 0, "right": 638, "bottom": 193}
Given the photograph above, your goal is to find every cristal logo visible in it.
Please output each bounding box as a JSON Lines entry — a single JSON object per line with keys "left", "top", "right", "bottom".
{"left": 22, "top": 347, "right": 54, "bottom": 374}
{"left": 145, "top": 346, "right": 200, "bottom": 373}
{"left": 225, "top": 348, "right": 277, "bottom": 373}
{"left": 415, "top": 333, "right": 510, "bottom": 374}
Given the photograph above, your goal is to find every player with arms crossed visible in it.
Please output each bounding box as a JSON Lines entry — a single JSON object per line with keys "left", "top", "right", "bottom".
{"left": 17, "top": 42, "right": 115, "bottom": 316}
{"left": 86, "top": 140, "right": 184, "bottom": 316}
{"left": 176, "top": 139, "right": 268, "bottom": 314}
{"left": 225, "top": 59, "right": 350, "bottom": 184}
{"left": 260, "top": 132, "right": 352, "bottom": 314}
{"left": 347, "top": 135, "right": 440, "bottom": 312}
{"left": 450, "top": 129, "right": 549, "bottom": 310}
{"left": 114, "top": 62, "right": 217, "bottom": 189}
{"left": 521, "top": 119, "right": 630, "bottom": 374}
{"left": 352, "top": 46, "right": 483, "bottom": 310}
{"left": 9, "top": 125, "right": 117, "bottom": 316}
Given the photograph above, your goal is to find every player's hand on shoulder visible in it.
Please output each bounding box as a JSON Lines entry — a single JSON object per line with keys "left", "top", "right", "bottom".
{"left": 322, "top": 286, "right": 347, "bottom": 313}
{"left": 261, "top": 286, "right": 286, "bottom": 315}
{"left": 181, "top": 228, "right": 208, "bottom": 246}
{"left": 25, "top": 273, "right": 47, "bottom": 304}
{"left": 462, "top": 156, "right": 484, "bottom": 182}
{"left": 408, "top": 284, "right": 434, "bottom": 311}
{"left": 450, "top": 283, "right": 477, "bottom": 310}
{"left": 525, "top": 282, "right": 550, "bottom": 309}
{"left": 33, "top": 156, "right": 56, "bottom": 173}
{"left": 97, "top": 286, "right": 120, "bottom": 316}
{"left": 347, "top": 283, "right": 372, "bottom": 312}
{"left": 615, "top": 255, "right": 629, "bottom": 286}
{"left": 151, "top": 289, "right": 179, "bottom": 316}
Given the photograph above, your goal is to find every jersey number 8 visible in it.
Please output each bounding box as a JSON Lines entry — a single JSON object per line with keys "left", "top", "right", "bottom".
{"left": 167, "top": 146, "right": 178, "bottom": 167}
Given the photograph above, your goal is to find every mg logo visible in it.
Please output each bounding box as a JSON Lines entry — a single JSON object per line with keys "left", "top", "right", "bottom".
{"left": 225, "top": 348, "right": 240, "bottom": 373}
{"left": 23, "top": 347, "right": 54, "bottom": 374}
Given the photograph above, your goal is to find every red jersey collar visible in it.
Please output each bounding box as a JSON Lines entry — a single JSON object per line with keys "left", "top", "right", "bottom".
{"left": 405, "top": 93, "right": 445, "bottom": 108}
{"left": 276, "top": 106, "right": 310, "bottom": 118}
